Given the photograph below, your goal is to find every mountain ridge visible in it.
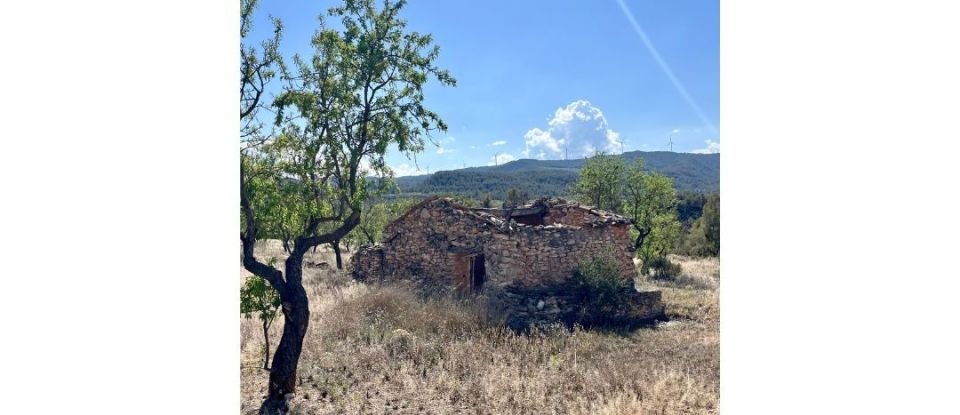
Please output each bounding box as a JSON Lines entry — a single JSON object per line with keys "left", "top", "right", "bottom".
{"left": 394, "top": 151, "right": 719, "bottom": 199}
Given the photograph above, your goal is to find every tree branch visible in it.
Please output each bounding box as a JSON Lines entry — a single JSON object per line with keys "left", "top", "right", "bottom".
{"left": 361, "top": 226, "right": 376, "bottom": 244}
{"left": 297, "top": 209, "right": 361, "bottom": 253}
{"left": 631, "top": 226, "right": 651, "bottom": 252}
{"left": 240, "top": 161, "right": 286, "bottom": 294}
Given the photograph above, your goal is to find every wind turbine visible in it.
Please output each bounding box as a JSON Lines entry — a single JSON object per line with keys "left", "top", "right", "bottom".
{"left": 668, "top": 133, "right": 675, "bottom": 152}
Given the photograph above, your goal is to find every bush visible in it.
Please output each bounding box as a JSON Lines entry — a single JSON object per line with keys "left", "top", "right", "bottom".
{"left": 574, "top": 255, "right": 630, "bottom": 312}
{"left": 240, "top": 274, "right": 282, "bottom": 369}
{"left": 644, "top": 256, "right": 683, "bottom": 280}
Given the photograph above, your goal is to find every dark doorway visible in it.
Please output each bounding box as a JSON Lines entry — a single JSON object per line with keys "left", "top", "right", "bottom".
{"left": 511, "top": 213, "right": 544, "bottom": 226}
{"left": 469, "top": 254, "right": 486, "bottom": 293}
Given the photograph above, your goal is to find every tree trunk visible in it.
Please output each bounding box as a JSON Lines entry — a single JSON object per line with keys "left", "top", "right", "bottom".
{"left": 263, "top": 257, "right": 310, "bottom": 412}
{"left": 332, "top": 239, "right": 343, "bottom": 270}
{"left": 262, "top": 320, "right": 271, "bottom": 370}
{"left": 633, "top": 227, "right": 651, "bottom": 252}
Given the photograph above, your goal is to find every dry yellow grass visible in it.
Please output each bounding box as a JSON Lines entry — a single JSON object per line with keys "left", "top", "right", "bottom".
{"left": 241, "top": 243, "right": 719, "bottom": 414}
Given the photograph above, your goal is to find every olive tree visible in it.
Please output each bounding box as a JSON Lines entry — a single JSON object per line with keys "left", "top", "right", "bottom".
{"left": 240, "top": 0, "right": 454, "bottom": 408}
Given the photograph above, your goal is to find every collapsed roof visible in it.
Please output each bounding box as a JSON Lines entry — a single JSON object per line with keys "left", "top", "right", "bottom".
{"left": 391, "top": 197, "right": 632, "bottom": 233}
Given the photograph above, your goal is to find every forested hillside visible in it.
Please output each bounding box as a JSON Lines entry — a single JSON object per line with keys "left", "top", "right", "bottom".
{"left": 394, "top": 151, "right": 719, "bottom": 199}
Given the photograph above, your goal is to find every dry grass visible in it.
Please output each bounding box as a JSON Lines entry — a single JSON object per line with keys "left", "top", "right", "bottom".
{"left": 635, "top": 255, "right": 720, "bottom": 291}
{"left": 241, "top": 243, "right": 719, "bottom": 414}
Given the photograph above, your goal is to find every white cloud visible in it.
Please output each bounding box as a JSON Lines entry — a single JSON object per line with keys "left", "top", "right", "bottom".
{"left": 488, "top": 153, "right": 516, "bottom": 166}
{"left": 523, "top": 128, "right": 561, "bottom": 154}
{"left": 691, "top": 139, "right": 720, "bottom": 154}
{"left": 433, "top": 134, "right": 460, "bottom": 155}
{"left": 390, "top": 163, "right": 425, "bottom": 177}
{"left": 523, "top": 100, "right": 622, "bottom": 159}
{"left": 491, "top": 140, "right": 507, "bottom": 146}
{"left": 434, "top": 134, "right": 458, "bottom": 155}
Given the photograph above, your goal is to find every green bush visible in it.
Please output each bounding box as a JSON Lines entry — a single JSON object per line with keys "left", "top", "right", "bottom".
{"left": 644, "top": 256, "right": 683, "bottom": 280}
{"left": 573, "top": 255, "right": 630, "bottom": 311}
{"left": 241, "top": 274, "right": 282, "bottom": 369}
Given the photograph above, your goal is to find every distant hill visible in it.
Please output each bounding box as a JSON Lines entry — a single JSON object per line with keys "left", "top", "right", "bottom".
{"left": 393, "top": 151, "right": 718, "bottom": 200}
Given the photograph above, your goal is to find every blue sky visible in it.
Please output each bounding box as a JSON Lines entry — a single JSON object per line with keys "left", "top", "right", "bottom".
{"left": 247, "top": 0, "right": 719, "bottom": 176}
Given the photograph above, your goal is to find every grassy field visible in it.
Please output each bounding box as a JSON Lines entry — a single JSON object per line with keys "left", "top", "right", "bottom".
{"left": 241, "top": 241, "right": 719, "bottom": 414}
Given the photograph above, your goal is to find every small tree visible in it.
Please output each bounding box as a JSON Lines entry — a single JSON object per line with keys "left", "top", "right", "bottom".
{"left": 634, "top": 211, "right": 682, "bottom": 265}
{"left": 624, "top": 161, "right": 680, "bottom": 255}
{"left": 241, "top": 0, "right": 455, "bottom": 407}
{"left": 571, "top": 153, "right": 626, "bottom": 212}
{"left": 241, "top": 275, "right": 282, "bottom": 369}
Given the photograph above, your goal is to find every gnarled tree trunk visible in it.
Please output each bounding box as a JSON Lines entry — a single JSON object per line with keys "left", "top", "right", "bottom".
{"left": 241, "top": 209, "right": 360, "bottom": 414}
{"left": 256, "top": 255, "right": 309, "bottom": 414}
{"left": 269, "top": 254, "right": 309, "bottom": 401}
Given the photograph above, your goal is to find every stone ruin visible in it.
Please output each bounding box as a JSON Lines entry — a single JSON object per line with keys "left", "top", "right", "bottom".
{"left": 351, "top": 197, "right": 664, "bottom": 330}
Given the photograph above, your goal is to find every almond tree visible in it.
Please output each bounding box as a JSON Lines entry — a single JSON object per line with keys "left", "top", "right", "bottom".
{"left": 624, "top": 160, "right": 680, "bottom": 259}
{"left": 240, "top": 0, "right": 454, "bottom": 409}
{"left": 571, "top": 153, "right": 626, "bottom": 212}
{"left": 240, "top": 0, "right": 282, "bottom": 145}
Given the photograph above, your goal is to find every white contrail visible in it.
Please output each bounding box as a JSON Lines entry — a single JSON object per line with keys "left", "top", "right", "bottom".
{"left": 614, "top": 0, "right": 719, "bottom": 137}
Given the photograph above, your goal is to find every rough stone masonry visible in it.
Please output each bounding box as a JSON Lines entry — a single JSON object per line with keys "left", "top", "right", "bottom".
{"left": 352, "top": 197, "right": 664, "bottom": 330}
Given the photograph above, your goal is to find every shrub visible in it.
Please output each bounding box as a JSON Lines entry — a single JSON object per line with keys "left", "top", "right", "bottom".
{"left": 573, "top": 255, "right": 631, "bottom": 315}
{"left": 644, "top": 256, "right": 683, "bottom": 280}
{"left": 241, "top": 274, "right": 282, "bottom": 369}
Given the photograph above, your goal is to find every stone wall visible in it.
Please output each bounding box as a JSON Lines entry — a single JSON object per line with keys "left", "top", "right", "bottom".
{"left": 488, "top": 282, "right": 664, "bottom": 331}
{"left": 543, "top": 205, "right": 589, "bottom": 227}
{"left": 352, "top": 244, "right": 385, "bottom": 282}
{"left": 352, "top": 198, "right": 664, "bottom": 328}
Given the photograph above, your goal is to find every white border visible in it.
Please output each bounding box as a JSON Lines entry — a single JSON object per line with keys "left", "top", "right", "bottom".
{"left": 3, "top": 1, "right": 960, "bottom": 413}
